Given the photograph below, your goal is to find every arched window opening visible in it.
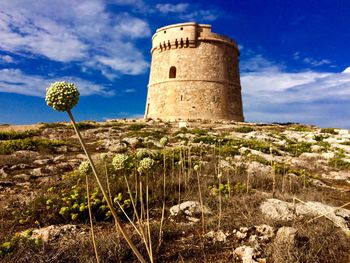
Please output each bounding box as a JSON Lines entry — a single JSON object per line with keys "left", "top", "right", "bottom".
{"left": 180, "top": 95, "right": 183, "bottom": 101}
{"left": 180, "top": 39, "right": 184, "bottom": 48}
{"left": 169, "top": 66, "right": 176, "bottom": 78}
{"left": 186, "top": 38, "right": 189, "bottom": 47}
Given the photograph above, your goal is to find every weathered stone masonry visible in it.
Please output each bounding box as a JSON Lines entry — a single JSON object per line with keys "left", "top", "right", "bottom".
{"left": 145, "top": 22, "right": 244, "bottom": 121}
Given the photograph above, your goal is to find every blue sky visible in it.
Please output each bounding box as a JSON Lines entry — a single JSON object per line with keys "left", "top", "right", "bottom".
{"left": 0, "top": 0, "right": 350, "bottom": 128}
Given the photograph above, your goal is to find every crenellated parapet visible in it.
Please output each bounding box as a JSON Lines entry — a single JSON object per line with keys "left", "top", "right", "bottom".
{"left": 151, "top": 22, "right": 239, "bottom": 53}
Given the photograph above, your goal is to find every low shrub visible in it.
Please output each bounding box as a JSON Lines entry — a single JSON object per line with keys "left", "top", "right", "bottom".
{"left": 233, "top": 126, "right": 255, "bottom": 133}
{"left": 0, "top": 130, "right": 40, "bottom": 140}
{"left": 127, "top": 123, "right": 147, "bottom": 131}
{"left": 40, "top": 122, "right": 67, "bottom": 129}
{"left": 320, "top": 128, "right": 338, "bottom": 135}
{"left": 0, "top": 138, "right": 67, "bottom": 154}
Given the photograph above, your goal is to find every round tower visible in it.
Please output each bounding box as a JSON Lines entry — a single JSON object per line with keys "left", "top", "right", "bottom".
{"left": 144, "top": 22, "right": 244, "bottom": 121}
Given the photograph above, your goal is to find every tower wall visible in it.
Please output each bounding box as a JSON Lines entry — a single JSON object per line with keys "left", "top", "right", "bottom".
{"left": 145, "top": 22, "right": 244, "bottom": 121}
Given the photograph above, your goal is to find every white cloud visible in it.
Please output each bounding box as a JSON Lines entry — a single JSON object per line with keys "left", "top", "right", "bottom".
{"left": 179, "top": 10, "right": 219, "bottom": 22}
{"left": 0, "top": 55, "right": 14, "bottom": 63}
{"left": 292, "top": 51, "right": 332, "bottom": 67}
{"left": 0, "top": 69, "right": 113, "bottom": 97}
{"left": 156, "top": 3, "right": 189, "bottom": 14}
{"left": 0, "top": 0, "right": 150, "bottom": 76}
{"left": 123, "top": 88, "right": 136, "bottom": 93}
{"left": 155, "top": 3, "right": 219, "bottom": 22}
{"left": 241, "top": 54, "right": 350, "bottom": 127}
{"left": 303, "top": 57, "right": 331, "bottom": 67}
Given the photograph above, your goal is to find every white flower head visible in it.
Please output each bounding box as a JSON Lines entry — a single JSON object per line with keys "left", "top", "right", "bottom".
{"left": 112, "top": 154, "right": 129, "bottom": 170}
{"left": 45, "top": 82, "right": 80, "bottom": 112}
{"left": 194, "top": 164, "right": 200, "bottom": 171}
{"left": 160, "top": 137, "right": 168, "bottom": 147}
{"left": 79, "top": 161, "right": 91, "bottom": 175}
{"left": 138, "top": 157, "right": 155, "bottom": 174}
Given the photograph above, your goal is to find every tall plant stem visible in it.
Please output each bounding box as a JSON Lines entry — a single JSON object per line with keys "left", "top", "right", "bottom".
{"left": 104, "top": 162, "right": 113, "bottom": 203}
{"left": 196, "top": 170, "right": 205, "bottom": 235}
{"left": 67, "top": 110, "right": 147, "bottom": 263}
{"left": 86, "top": 173, "right": 100, "bottom": 263}
{"left": 158, "top": 152, "right": 166, "bottom": 250}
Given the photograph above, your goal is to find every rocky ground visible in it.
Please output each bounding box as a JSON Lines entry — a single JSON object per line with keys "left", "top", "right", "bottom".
{"left": 0, "top": 119, "right": 349, "bottom": 262}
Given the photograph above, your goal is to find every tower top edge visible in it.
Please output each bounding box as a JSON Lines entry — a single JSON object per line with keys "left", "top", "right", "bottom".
{"left": 155, "top": 22, "right": 211, "bottom": 33}
{"left": 151, "top": 22, "right": 239, "bottom": 53}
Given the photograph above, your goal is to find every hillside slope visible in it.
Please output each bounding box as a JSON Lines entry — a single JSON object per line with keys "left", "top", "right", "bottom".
{"left": 0, "top": 120, "right": 349, "bottom": 262}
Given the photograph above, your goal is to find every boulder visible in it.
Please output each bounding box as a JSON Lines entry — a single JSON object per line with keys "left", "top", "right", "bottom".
{"left": 169, "top": 201, "right": 211, "bottom": 222}
{"left": 205, "top": 230, "right": 228, "bottom": 242}
{"left": 260, "top": 198, "right": 350, "bottom": 234}
{"left": 28, "top": 224, "right": 78, "bottom": 243}
{"left": 234, "top": 245, "right": 258, "bottom": 263}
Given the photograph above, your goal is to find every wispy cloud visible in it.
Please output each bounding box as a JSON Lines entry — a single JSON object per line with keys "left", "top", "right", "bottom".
{"left": 0, "top": 55, "right": 14, "bottom": 63}
{"left": 123, "top": 88, "right": 136, "bottom": 93}
{"left": 0, "top": 0, "right": 150, "bottom": 77}
{"left": 0, "top": 68, "right": 113, "bottom": 97}
{"left": 293, "top": 52, "right": 332, "bottom": 67}
{"left": 155, "top": 3, "right": 219, "bottom": 22}
{"left": 241, "top": 53, "right": 350, "bottom": 127}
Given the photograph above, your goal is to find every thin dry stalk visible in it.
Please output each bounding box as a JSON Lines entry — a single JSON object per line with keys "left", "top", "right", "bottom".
{"left": 86, "top": 173, "right": 100, "bottom": 263}
{"left": 157, "top": 153, "right": 166, "bottom": 250}
{"left": 67, "top": 110, "right": 147, "bottom": 263}
{"left": 124, "top": 176, "right": 152, "bottom": 257}
{"left": 294, "top": 197, "right": 344, "bottom": 229}
{"left": 307, "top": 202, "right": 350, "bottom": 223}
{"left": 103, "top": 161, "right": 113, "bottom": 203}
{"left": 196, "top": 170, "right": 205, "bottom": 234}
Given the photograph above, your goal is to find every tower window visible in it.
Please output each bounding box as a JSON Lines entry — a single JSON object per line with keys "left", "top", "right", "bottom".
{"left": 180, "top": 95, "right": 183, "bottom": 101}
{"left": 180, "top": 27, "right": 183, "bottom": 30}
{"left": 169, "top": 66, "right": 176, "bottom": 78}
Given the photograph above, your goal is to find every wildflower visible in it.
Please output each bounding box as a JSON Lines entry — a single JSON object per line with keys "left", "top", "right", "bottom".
{"left": 112, "top": 154, "right": 129, "bottom": 170}
{"left": 138, "top": 157, "right": 155, "bottom": 174}
{"left": 79, "top": 161, "right": 92, "bottom": 175}
{"left": 194, "top": 164, "right": 200, "bottom": 171}
{"left": 45, "top": 82, "right": 80, "bottom": 112}
{"left": 160, "top": 136, "right": 168, "bottom": 147}
{"left": 71, "top": 213, "right": 78, "bottom": 221}
{"left": 100, "top": 153, "right": 108, "bottom": 162}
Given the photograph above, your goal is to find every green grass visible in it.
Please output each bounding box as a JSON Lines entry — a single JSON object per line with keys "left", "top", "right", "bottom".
{"left": 127, "top": 123, "right": 147, "bottom": 131}
{"left": 280, "top": 141, "right": 313, "bottom": 156}
{"left": 40, "top": 122, "right": 68, "bottom": 129}
{"left": 320, "top": 128, "right": 338, "bottom": 135}
{"left": 288, "top": 124, "right": 316, "bottom": 132}
{"left": 233, "top": 126, "right": 255, "bottom": 133}
{"left": 0, "top": 138, "right": 68, "bottom": 154}
{"left": 0, "top": 130, "right": 40, "bottom": 140}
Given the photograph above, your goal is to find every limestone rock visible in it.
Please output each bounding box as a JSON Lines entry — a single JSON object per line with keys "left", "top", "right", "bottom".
{"left": 275, "top": 227, "right": 297, "bottom": 245}
{"left": 33, "top": 159, "right": 53, "bottom": 165}
{"left": 205, "top": 230, "right": 228, "bottom": 242}
{"left": 234, "top": 245, "right": 258, "bottom": 263}
{"left": 29, "top": 224, "right": 78, "bottom": 243}
{"left": 169, "top": 201, "right": 211, "bottom": 222}
{"left": 260, "top": 198, "right": 350, "bottom": 233}
{"left": 260, "top": 199, "right": 295, "bottom": 221}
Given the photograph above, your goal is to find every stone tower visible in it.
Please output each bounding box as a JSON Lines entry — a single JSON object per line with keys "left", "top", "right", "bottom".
{"left": 144, "top": 22, "right": 244, "bottom": 121}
